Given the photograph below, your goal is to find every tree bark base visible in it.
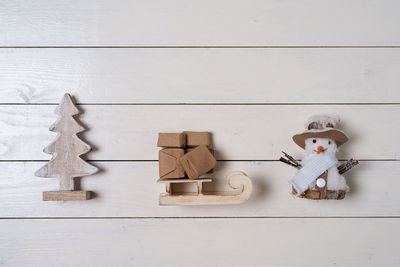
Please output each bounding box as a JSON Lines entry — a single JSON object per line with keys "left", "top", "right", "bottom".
{"left": 292, "top": 187, "right": 346, "bottom": 200}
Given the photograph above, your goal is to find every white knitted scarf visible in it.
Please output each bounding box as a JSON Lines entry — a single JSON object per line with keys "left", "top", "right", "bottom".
{"left": 290, "top": 152, "right": 338, "bottom": 196}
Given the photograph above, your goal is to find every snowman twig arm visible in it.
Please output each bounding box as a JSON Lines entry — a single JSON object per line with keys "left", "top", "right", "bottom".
{"left": 338, "top": 159, "right": 359, "bottom": 174}
{"left": 280, "top": 152, "right": 359, "bottom": 174}
{"left": 280, "top": 151, "right": 302, "bottom": 169}
{"left": 279, "top": 157, "right": 301, "bottom": 169}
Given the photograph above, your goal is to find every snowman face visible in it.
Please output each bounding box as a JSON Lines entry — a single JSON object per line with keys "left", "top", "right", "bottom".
{"left": 304, "top": 137, "right": 338, "bottom": 155}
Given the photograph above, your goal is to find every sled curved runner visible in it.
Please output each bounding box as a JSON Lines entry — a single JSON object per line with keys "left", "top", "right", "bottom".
{"left": 158, "top": 171, "right": 252, "bottom": 205}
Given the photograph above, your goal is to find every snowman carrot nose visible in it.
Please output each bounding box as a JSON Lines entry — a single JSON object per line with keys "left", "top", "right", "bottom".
{"left": 317, "top": 146, "right": 324, "bottom": 154}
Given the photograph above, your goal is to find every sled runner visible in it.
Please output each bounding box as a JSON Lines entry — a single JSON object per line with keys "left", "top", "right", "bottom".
{"left": 158, "top": 171, "right": 252, "bottom": 205}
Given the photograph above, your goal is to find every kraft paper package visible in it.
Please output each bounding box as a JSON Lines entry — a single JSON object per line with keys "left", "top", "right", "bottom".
{"left": 179, "top": 145, "right": 217, "bottom": 179}
{"left": 157, "top": 133, "right": 186, "bottom": 148}
{"left": 184, "top": 131, "right": 211, "bottom": 147}
{"left": 159, "top": 148, "right": 185, "bottom": 179}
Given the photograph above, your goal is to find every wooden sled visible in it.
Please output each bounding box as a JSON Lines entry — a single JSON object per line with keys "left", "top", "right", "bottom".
{"left": 158, "top": 171, "right": 252, "bottom": 205}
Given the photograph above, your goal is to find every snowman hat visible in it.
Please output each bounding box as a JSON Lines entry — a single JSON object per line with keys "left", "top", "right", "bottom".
{"left": 292, "top": 115, "right": 349, "bottom": 149}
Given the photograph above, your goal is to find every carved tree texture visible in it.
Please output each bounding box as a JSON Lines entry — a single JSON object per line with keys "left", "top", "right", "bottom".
{"left": 35, "top": 93, "right": 98, "bottom": 190}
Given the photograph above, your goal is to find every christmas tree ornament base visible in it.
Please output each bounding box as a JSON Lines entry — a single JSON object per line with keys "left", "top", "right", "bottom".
{"left": 43, "top": 191, "right": 91, "bottom": 201}
{"left": 43, "top": 191, "right": 92, "bottom": 201}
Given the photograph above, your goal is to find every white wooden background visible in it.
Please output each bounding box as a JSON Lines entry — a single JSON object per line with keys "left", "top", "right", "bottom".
{"left": 1, "top": 1, "right": 400, "bottom": 266}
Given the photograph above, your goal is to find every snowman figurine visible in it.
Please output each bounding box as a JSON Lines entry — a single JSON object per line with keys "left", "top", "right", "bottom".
{"left": 283, "top": 115, "right": 357, "bottom": 200}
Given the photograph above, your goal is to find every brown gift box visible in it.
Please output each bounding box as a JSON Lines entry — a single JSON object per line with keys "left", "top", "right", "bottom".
{"left": 184, "top": 131, "right": 211, "bottom": 147}
{"left": 186, "top": 147, "right": 215, "bottom": 173}
{"left": 159, "top": 148, "right": 185, "bottom": 179}
{"left": 179, "top": 145, "right": 217, "bottom": 179}
{"left": 157, "top": 133, "right": 186, "bottom": 148}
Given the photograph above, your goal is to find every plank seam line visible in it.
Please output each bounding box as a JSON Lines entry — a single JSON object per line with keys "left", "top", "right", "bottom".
{"left": 0, "top": 216, "right": 399, "bottom": 220}
{"left": 0, "top": 159, "right": 397, "bottom": 162}
{"left": 0, "top": 103, "right": 399, "bottom": 106}
{"left": 1, "top": 46, "right": 400, "bottom": 49}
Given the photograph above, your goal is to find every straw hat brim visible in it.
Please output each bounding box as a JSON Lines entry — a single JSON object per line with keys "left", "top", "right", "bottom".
{"left": 292, "top": 129, "right": 349, "bottom": 149}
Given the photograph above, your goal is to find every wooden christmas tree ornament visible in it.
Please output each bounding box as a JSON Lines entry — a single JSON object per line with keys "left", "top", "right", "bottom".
{"left": 35, "top": 93, "right": 98, "bottom": 201}
{"left": 157, "top": 132, "right": 252, "bottom": 205}
{"left": 280, "top": 115, "right": 359, "bottom": 200}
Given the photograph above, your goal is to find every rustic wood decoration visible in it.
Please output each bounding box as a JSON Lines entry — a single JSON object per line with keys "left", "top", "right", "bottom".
{"left": 281, "top": 115, "right": 359, "bottom": 200}
{"left": 158, "top": 171, "right": 252, "bottom": 205}
{"left": 35, "top": 93, "right": 98, "bottom": 201}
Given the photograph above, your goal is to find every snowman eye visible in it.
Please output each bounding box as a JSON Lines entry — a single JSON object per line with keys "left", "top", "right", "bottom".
{"left": 312, "top": 139, "right": 317, "bottom": 143}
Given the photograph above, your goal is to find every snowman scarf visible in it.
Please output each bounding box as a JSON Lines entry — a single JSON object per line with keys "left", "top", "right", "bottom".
{"left": 290, "top": 152, "right": 338, "bottom": 196}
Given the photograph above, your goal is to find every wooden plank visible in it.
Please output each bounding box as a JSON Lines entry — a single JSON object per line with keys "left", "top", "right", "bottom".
{"left": 0, "top": 161, "right": 398, "bottom": 217}
{"left": 1, "top": 218, "right": 399, "bottom": 266}
{"left": 1, "top": 0, "right": 400, "bottom": 46}
{"left": 0, "top": 105, "right": 398, "bottom": 160}
{"left": 1, "top": 48, "right": 400, "bottom": 104}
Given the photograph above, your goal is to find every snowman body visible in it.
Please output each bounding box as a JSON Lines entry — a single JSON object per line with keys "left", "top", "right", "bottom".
{"left": 303, "top": 137, "right": 349, "bottom": 192}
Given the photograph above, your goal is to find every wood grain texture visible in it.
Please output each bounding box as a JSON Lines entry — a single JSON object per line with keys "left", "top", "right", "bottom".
{"left": 1, "top": 0, "right": 400, "bottom": 46}
{"left": 1, "top": 48, "right": 399, "bottom": 104}
{"left": 1, "top": 218, "right": 399, "bottom": 267}
{"left": 0, "top": 161, "right": 398, "bottom": 217}
{"left": 2, "top": 1, "right": 400, "bottom": 265}
{"left": 0, "top": 105, "right": 397, "bottom": 160}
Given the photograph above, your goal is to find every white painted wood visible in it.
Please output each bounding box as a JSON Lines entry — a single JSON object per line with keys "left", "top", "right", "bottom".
{"left": 0, "top": 105, "right": 398, "bottom": 160}
{"left": 2, "top": 1, "right": 400, "bottom": 265}
{"left": 1, "top": 0, "right": 400, "bottom": 46}
{"left": 0, "top": 161, "right": 398, "bottom": 217}
{"left": 0, "top": 48, "right": 399, "bottom": 104}
{"left": 1, "top": 218, "right": 399, "bottom": 266}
